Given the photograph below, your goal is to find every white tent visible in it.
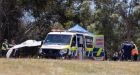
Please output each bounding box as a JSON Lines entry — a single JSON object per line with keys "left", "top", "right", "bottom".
{"left": 68, "top": 24, "right": 89, "bottom": 33}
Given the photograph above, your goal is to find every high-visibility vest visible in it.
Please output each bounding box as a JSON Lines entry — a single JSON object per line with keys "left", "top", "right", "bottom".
{"left": 131, "top": 49, "right": 139, "bottom": 55}
{"left": 1, "top": 43, "right": 8, "bottom": 50}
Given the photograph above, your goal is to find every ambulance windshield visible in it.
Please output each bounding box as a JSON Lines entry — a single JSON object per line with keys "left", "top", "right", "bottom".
{"left": 44, "top": 34, "right": 72, "bottom": 45}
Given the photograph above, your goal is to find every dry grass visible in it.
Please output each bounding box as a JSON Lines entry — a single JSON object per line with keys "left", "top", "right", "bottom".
{"left": 0, "top": 58, "right": 139, "bottom": 75}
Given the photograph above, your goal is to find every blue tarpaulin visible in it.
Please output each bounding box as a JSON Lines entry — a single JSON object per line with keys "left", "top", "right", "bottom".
{"left": 68, "top": 24, "right": 88, "bottom": 33}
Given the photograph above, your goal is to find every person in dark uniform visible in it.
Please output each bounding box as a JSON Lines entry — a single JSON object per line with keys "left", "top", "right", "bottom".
{"left": 121, "top": 41, "right": 133, "bottom": 61}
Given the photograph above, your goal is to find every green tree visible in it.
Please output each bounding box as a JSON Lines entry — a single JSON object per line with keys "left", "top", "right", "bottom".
{"left": 90, "top": 0, "right": 140, "bottom": 57}
{"left": 0, "top": 0, "right": 23, "bottom": 42}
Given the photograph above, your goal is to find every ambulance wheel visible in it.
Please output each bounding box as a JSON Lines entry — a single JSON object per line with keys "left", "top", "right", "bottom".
{"left": 60, "top": 50, "right": 71, "bottom": 59}
{"left": 64, "top": 54, "right": 72, "bottom": 59}
{"left": 69, "top": 51, "right": 77, "bottom": 59}
{"left": 65, "top": 50, "right": 72, "bottom": 59}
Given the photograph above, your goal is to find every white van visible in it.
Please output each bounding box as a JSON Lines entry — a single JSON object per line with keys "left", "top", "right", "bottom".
{"left": 39, "top": 31, "right": 93, "bottom": 59}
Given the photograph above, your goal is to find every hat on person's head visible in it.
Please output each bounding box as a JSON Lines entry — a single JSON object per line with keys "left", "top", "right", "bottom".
{"left": 4, "top": 39, "right": 7, "bottom": 41}
{"left": 4, "top": 39, "right": 8, "bottom": 42}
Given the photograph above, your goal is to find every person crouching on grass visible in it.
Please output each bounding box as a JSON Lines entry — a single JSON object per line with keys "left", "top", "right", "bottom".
{"left": 131, "top": 46, "right": 139, "bottom": 61}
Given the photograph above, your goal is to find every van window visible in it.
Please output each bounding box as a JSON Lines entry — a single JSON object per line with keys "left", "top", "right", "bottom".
{"left": 71, "top": 36, "right": 76, "bottom": 47}
{"left": 85, "top": 36, "right": 93, "bottom": 48}
{"left": 77, "top": 35, "right": 84, "bottom": 47}
{"left": 45, "top": 34, "right": 72, "bottom": 45}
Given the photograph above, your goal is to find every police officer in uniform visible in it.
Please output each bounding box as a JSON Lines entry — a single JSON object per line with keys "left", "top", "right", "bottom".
{"left": 121, "top": 41, "right": 133, "bottom": 61}
{"left": 1, "top": 39, "right": 9, "bottom": 57}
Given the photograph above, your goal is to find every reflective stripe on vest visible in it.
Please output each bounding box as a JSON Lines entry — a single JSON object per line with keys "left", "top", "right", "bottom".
{"left": 1, "top": 43, "right": 8, "bottom": 50}
{"left": 86, "top": 48, "right": 93, "bottom": 51}
{"left": 70, "top": 47, "right": 77, "bottom": 51}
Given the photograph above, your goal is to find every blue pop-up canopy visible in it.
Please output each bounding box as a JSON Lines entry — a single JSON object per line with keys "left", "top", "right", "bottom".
{"left": 68, "top": 24, "right": 88, "bottom": 33}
